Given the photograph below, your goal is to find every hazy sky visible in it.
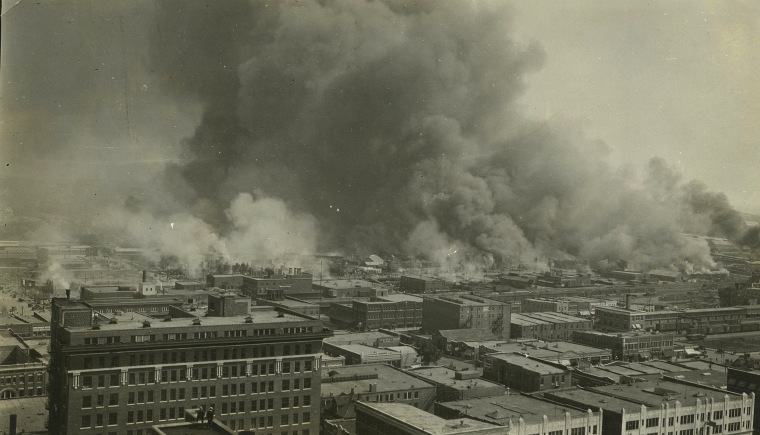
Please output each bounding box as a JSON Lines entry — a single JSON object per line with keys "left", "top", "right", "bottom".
{"left": 510, "top": 1, "right": 760, "bottom": 213}
{"left": 1, "top": 0, "right": 758, "bottom": 215}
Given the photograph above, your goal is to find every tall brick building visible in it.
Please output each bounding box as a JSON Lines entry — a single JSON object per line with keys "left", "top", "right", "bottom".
{"left": 48, "top": 293, "right": 330, "bottom": 435}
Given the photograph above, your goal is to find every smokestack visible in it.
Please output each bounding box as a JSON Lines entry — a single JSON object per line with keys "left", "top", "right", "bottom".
{"left": 142, "top": 270, "right": 147, "bottom": 283}
{"left": 65, "top": 289, "right": 70, "bottom": 300}
{"left": 9, "top": 414, "right": 17, "bottom": 435}
{"left": 625, "top": 294, "right": 631, "bottom": 310}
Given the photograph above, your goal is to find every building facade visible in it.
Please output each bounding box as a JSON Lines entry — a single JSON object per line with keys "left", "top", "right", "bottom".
{"left": 328, "top": 294, "right": 423, "bottom": 331}
{"left": 573, "top": 330, "right": 675, "bottom": 361}
{"left": 482, "top": 353, "right": 570, "bottom": 392}
{"left": 510, "top": 312, "right": 592, "bottom": 341}
{"left": 422, "top": 294, "right": 511, "bottom": 339}
{"left": 48, "top": 295, "right": 330, "bottom": 435}
{"left": 399, "top": 276, "right": 451, "bottom": 294}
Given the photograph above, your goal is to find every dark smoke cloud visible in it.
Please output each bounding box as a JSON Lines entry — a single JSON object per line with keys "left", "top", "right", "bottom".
{"left": 126, "top": 0, "right": 760, "bottom": 272}
{"left": 19, "top": 0, "right": 748, "bottom": 273}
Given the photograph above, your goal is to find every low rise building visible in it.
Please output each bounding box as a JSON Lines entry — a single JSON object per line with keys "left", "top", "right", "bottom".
{"left": 321, "top": 342, "right": 419, "bottom": 368}
{"left": 478, "top": 340, "right": 612, "bottom": 367}
{"left": 256, "top": 297, "right": 320, "bottom": 317}
{"left": 399, "top": 276, "right": 452, "bottom": 294}
{"left": 435, "top": 393, "right": 603, "bottom": 435}
{"left": 595, "top": 306, "right": 680, "bottom": 332}
{"left": 355, "top": 402, "right": 503, "bottom": 435}
{"left": 314, "top": 279, "right": 389, "bottom": 298}
{"left": 328, "top": 294, "right": 423, "bottom": 331}
{"left": 423, "top": 294, "right": 511, "bottom": 339}
{"left": 573, "top": 330, "right": 675, "bottom": 361}
{"left": 482, "top": 353, "right": 570, "bottom": 392}
{"left": 0, "top": 330, "right": 48, "bottom": 399}
{"left": 510, "top": 312, "right": 592, "bottom": 341}
{"left": 406, "top": 367, "right": 504, "bottom": 402}
{"left": 320, "top": 364, "right": 436, "bottom": 420}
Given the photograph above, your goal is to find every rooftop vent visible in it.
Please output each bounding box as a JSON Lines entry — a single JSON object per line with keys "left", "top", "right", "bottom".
{"left": 245, "top": 315, "right": 253, "bottom": 323}
{"left": 91, "top": 321, "right": 100, "bottom": 330}
{"left": 192, "top": 318, "right": 201, "bottom": 326}
{"left": 142, "top": 320, "right": 151, "bottom": 328}
{"left": 163, "top": 315, "right": 172, "bottom": 322}
{"left": 109, "top": 317, "right": 118, "bottom": 324}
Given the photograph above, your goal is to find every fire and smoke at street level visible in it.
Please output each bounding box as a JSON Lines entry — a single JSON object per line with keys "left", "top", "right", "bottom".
{"left": 109, "top": 0, "right": 756, "bottom": 273}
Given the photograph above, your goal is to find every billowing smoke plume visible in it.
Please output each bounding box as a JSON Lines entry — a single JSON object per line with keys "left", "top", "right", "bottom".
{"left": 114, "top": 0, "right": 753, "bottom": 273}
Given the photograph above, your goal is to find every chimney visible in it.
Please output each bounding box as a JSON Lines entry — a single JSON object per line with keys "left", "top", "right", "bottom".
{"left": 142, "top": 270, "right": 147, "bottom": 283}
{"left": 65, "top": 289, "right": 71, "bottom": 300}
{"left": 625, "top": 294, "right": 632, "bottom": 310}
{"left": 9, "top": 414, "right": 17, "bottom": 435}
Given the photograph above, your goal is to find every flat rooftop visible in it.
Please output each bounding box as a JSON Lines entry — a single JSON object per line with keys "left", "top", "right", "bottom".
{"left": 378, "top": 293, "right": 424, "bottom": 303}
{"left": 487, "top": 354, "right": 566, "bottom": 374}
{"left": 315, "top": 279, "right": 379, "bottom": 289}
{"left": 438, "top": 393, "right": 595, "bottom": 426}
{"left": 325, "top": 331, "right": 397, "bottom": 346}
{"left": 62, "top": 306, "right": 316, "bottom": 333}
{"left": 358, "top": 402, "right": 500, "bottom": 434}
{"left": 589, "top": 379, "right": 742, "bottom": 406}
{"left": 408, "top": 367, "right": 501, "bottom": 392}
{"left": 548, "top": 388, "right": 641, "bottom": 413}
{"left": 640, "top": 361, "right": 688, "bottom": 373}
{"left": 320, "top": 364, "right": 433, "bottom": 396}
{"left": 574, "top": 330, "right": 671, "bottom": 338}
{"left": 427, "top": 295, "right": 503, "bottom": 307}
{"left": 0, "top": 396, "right": 47, "bottom": 434}
{"left": 334, "top": 344, "right": 400, "bottom": 358}
{"left": 663, "top": 369, "right": 728, "bottom": 389}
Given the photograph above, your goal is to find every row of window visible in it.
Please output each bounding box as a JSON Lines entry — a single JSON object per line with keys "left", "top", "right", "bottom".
{"left": 627, "top": 409, "right": 749, "bottom": 432}
{"left": 83, "top": 343, "right": 315, "bottom": 369}
{"left": 81, "top": 362, "right": 315, "bottom": 389}
{"left": 82, "top": 326, "right": 315, "bottom": 347}
{"left": 81, "top": 402, "right": 314, "bottom": 429}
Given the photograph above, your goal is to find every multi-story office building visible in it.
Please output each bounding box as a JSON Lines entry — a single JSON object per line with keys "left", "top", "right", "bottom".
{"left": 48, "top": 292, "right": 331, "bottom": 435}
{"left": 422, "top": 294, "right": 511, "bottom": 339}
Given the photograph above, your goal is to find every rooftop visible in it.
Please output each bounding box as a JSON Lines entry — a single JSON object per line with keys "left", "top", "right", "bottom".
{"left": 62, "top": 305, "right": 317, "bottom": 333}
{"left": 358, "top": 402, "right": 501, "bottom": 434}
{"left": 315, "top": 279, "right": 379, "bottom": 289}
{"left": 325, "top": 331, "right": 397, "bottom": 346}
{"left": 574, "top": 330, "right": 672, "bottom": 338}
{"left": 662, "top": 369, "right": 728, "bottom": 389}
{"left": 589, "top": 379, "right": 742, "bottom": 406}
{"left": 379, "top": 293, "right": 424, "bottom": 303}
{"left": 320, "top": 364, "right": 433, "bottom": 397}
{"left": 0, "top": 396, "right": 47, "bottom": 434}
{"left": 438, "top": 393, "right": 596, "bottom": 426}
{"left": 408, "top": 367, "right": 502, "bottom": 392}
{"left": 487, "top": 354, "right": 567, "bottom": 374}
{"left": 547, "top": 388, "right": 641, "bottom": 413}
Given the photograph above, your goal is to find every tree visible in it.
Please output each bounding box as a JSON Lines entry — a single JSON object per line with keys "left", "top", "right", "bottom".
{"left": 416, "top": 341, "right": 443, "bottom": 365}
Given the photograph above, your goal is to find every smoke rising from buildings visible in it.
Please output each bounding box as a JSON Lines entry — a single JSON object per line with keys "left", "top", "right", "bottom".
{"left": 5, "top": 0, "right": 755, "bottom": 274}
{"left": 120, "top": 0, "right": 757, "bottom": 273}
